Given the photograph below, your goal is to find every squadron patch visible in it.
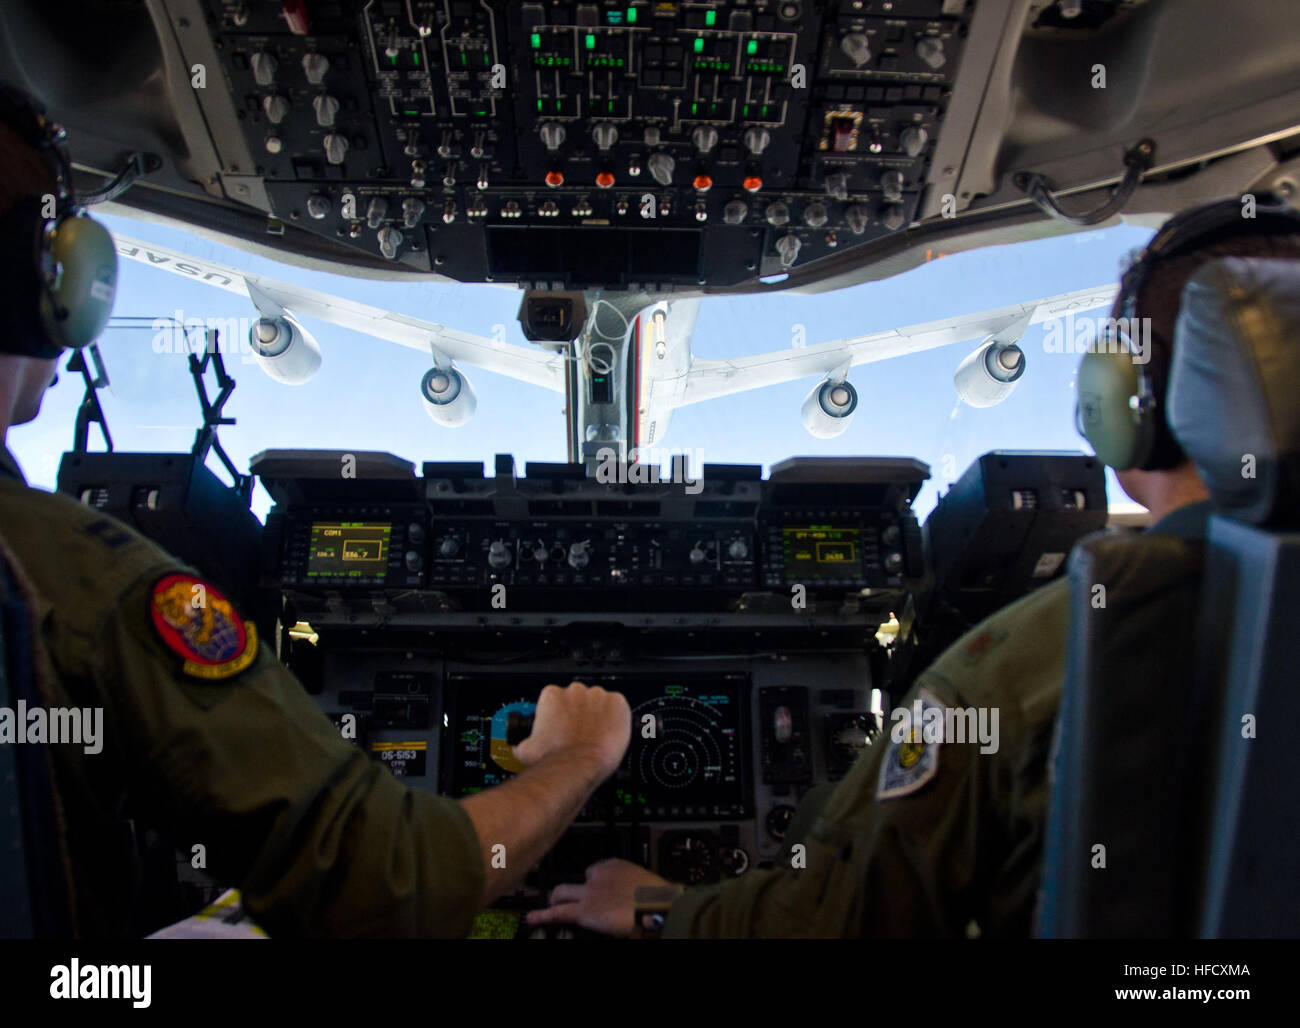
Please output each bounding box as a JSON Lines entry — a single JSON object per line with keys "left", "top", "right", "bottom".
{"left": 877, "top": 689, "right": 943, "bottom": 800}
{"left": 150, "top": 573, "right": 258, "bottom": 680}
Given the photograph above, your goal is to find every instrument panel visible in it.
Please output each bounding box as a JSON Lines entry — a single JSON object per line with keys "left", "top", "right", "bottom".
{"left": 55, "top": 444, "right": 1112, "bottom": 921}
{"left": 260, "top": 453, "right": 929, "bottom": 610}
{"left": 444, "top": 673, "right": 750, "bottom": 820}
{"left": 202, "top": 0, "right": 976, "bottom": 286}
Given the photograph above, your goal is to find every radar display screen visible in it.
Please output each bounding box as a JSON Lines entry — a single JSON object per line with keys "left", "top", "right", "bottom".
{"left": 306, "top": 522, "right": 391, "bottom": 578}
{"left": 782, "top": 525, "right": 860, "bottom": 580}
{"left": 443, "top": 674, "right": 750, "bottom": 820}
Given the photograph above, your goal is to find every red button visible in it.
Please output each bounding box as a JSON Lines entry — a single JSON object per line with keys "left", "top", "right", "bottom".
{"left": 283, "top": 0, "right": 310, "bottom": 34}
{"left": 743, "top": 176, "right": 763, "bottom": 192}
{"left": 545, "top": 170, "right": 565, "bottom": 187}
{"left": 832, "top": 117, "right": 856, "bottom": 152}
{"left": 595, "top": 171, "right": 616, "bottom": 188}
{"left": 693, "top": 174, "right": 713, "bottom": 192}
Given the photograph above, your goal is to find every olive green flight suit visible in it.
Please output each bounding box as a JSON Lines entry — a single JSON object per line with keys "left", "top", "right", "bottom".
{"left": 0, "top": 448, "right": 484, "bottom": 938}
{"left": 665, "top": 502, "right": 1213, "bottom": 937}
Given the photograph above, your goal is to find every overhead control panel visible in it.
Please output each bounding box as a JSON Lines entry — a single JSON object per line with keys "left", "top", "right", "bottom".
{"left": 203, "top": 0, "right": 975, "bottom": 286}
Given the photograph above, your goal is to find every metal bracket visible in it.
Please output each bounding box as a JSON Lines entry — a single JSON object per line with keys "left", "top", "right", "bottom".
{"left": 67, "top": 343, "right": 112, "bottom": 453}
{"left": 188, "top": 330, "right": 253, "bottom": 504}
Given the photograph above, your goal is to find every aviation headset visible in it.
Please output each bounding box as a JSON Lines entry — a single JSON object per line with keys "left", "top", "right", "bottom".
{"left": 0, "top": 83, "right": 117, "bottom": 360}
{"left": 1076, "top": 193, "right": 1300, "bottom": 470}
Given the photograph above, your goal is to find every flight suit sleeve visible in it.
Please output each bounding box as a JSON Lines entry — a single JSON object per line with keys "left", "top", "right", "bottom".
{"left": 664, "top": 682, "right": 1000, "bottom": 938}
{"left": 90, "top": 571, "right": 486, "bottom": 938}
{"left": 663, "top": 582, "right": 1067, "bottom": 938}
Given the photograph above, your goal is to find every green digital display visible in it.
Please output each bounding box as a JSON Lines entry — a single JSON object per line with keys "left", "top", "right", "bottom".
{"left": 306, "top": 522, "right": 391, "bottom": 578}
{"left": 468, "top": 909, "right": 522, "bottom": 940}
{"left": 782, "top": 526, "right": 860, "bottom": 580}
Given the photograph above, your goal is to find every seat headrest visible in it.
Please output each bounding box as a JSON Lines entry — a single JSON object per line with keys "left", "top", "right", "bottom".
{"left": 1168, "top": 257, "right": 1300, "bottom": 527}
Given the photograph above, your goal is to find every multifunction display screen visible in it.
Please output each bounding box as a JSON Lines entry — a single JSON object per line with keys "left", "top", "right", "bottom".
{"left": 782, "top": 525, "right": 860, "bottom": 580}
{"left": 444, "top": 674, "right": 750, "bottom": 820}
{"left": 306, "top": 522, "right": 391, "bottom": 578}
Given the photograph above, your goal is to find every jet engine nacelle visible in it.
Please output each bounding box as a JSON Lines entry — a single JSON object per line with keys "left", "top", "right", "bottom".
{"left": 954, "top": 338, "right": 1026, "bottom": 407}
{"left": 420, "top": 366, "right": 477, "bottom": 427}
{"left": 249, "top": 315, "right": 322, "bottom": 385}
{"left": 801, "top": 378, "right": 858, "bottom": 438}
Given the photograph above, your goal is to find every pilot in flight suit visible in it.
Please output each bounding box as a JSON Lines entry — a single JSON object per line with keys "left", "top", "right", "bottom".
{"left": 662, "top": 212, "right": 1300, "bottom": 937}
{"left": 0, "top": 85, "right": 630, "bottom": 938}
{"left": 527, "top": 200, "right": 1300, "bottom": 938}
{"left": 665, "top": 503, "right": 1213, "bottom": 937}
{"left": 0, "top": 458, "right": 487, "bottom": 936}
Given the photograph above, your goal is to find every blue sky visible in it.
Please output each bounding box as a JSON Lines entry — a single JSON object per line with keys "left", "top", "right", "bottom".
{"left": 8, "top": 212, "right": 1153, "bottom": 520}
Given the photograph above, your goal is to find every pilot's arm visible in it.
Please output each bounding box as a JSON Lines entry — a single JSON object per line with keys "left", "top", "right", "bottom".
{"left": 93, "top": 567, "right": 627, "bottom": 936}
{"left": 527, "top": 580, "right": 1067, "bottom": 937}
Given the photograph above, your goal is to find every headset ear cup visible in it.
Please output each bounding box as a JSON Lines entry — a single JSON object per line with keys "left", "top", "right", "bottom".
{"left": 39, "top": 213, "right": 116, "bottom": 348}
{"left": 1076, "top": 346, "right": 1148, "bottom": 470}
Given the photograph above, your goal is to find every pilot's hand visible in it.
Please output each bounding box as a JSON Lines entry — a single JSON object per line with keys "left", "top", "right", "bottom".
{"left": 524, "top": 859, "right": 676, "bottom": 937}
{"left": 512, "top": 681, "right": 631, "bottom": 779}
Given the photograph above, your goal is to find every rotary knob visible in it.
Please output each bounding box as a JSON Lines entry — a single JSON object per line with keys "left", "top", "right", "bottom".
{"left": 743, "top": 126, "right": 771, "bottom": 156}
{"left": 881, "top": 204, "right": 907, "bottom": 231}
{"left": 689, "top": 545, "right": 707, "bottom": 565}
{"left": 377, "top": 226, "right": 403, "bottom": 260}
{"left": 775, "top": 233, "right": 801, "bottom": 268}
{"left": 884, "top": 551, "right": 904, "bottom": 574}
{"left": 881, "top": 170, "right": 905, "bottom": 203}
{"left": 438, "top": 536, "right": 460, "bottom": 558}
{"left": 803, "top": 202, "right": 828, "bottom": 228}
{"left": 323, "top": 133, "right": 348, "bottom": 165}
{"left": 533, "top": 545, "right": 549, "bottom": 563}
{"left": 593, "top": 123, "right": 619, "bottom": 150}
{"left": 540, "top": 122, "right": 566, "bottom": 151}
{"left": 402, "top": 197, "right": 425, "bottom": 228}
{"left": 567, "top": 541, "right": 591, "bottom": 570}
{"left": 845, "top": 203, "right": 870, "bottom": 235}
{"left": 823, "top": 172, "right": 850, "bottom": 201}
{"left": 313, "top": 94, "right": 340, "bottom": 128}
{"left": 764, "top": 201, "right": 789, "bottom": 227}
{"left": 262, "top": 94, "right": 290, "bottom": 125}
{"left": 723, "top": 200, "right": 749, "bottom": 225}
{"left": 728, "top": 538, "right": 749, "bottom": 560}
{"left": 881, "top": 524, "right": 901, "bottom": 546}
{"left": 840, "top": 33, "right": 871, "bottom": 68}
{"left": 899, "top": 125, "right": 929, "bottom": 158}
{"left": 251, "top": 51, "right": 278, "bottom": 86}
{"left": 916, "top": 37, "right": 946, "bottom": 69}
{"left": 692, "top": 125, "right": 719, "bottom": 154}
{"left": 407, "top": 523, "right": 426, "bottom": 544}
{"left": 487, "top": 540, "right": 512, "bottom": 569}
{"left": 404, "top": 550, "right": 423, "bottom": 573}
{"left": 302, "top": 52, "right": 330, "bottom": 84}
{"left": 305, "top": 193, "right": 332, "bottom": 220}
{"left": 648, "top": 152, "right": 675, "bottom": 186}
{"left": 765, "top": 804, "right": 796, "bottom": 842}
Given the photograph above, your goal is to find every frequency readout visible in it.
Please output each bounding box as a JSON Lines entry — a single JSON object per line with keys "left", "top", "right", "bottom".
{"left": 306, "top": 522, "right": 392, "bottom": 577}
{"left": 782, "top": 525, "right": 860, "bottom": 580}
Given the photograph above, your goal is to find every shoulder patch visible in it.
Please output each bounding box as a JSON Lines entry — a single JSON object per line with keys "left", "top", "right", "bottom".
{"left": 150, "top": 573, "right": 258, "bottom": 680}
{"left": 877, "top": 688, "right": 943, "bottom": 800}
